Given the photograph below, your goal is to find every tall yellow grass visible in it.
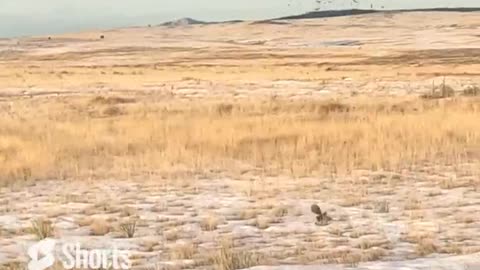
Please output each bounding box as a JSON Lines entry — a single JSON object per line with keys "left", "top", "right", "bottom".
{"left": 0, "top": 96, "right": 479, "bottom": 183}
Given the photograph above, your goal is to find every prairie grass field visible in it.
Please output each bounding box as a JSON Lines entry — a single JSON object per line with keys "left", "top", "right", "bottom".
{"left": 0, "top": 11, "right": 480, "bottom": 270}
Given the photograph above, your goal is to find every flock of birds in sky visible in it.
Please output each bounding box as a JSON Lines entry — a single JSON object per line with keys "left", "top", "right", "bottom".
{"left": 286, "top": 0, "right": 385, "bottom": 11}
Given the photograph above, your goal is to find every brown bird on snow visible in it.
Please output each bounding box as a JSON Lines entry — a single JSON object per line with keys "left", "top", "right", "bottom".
{"left": 311, "top": 204, "right": 332, "bottom": 226}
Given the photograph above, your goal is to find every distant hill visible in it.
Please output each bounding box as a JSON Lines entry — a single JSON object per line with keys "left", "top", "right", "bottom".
{"left": 250, "top": 20, "right": 290, "bottom": 25}
{"left": 160, "top": 17, "right": 244, "bottom": 27}
{"left": 160, "top": 18, "right": 208, "bottom": 27}
{"left": 159, "top": 8, "right": 480, "bottom": 28}
{"left": 275, "top": 8, "right": 480, "bottom": 20}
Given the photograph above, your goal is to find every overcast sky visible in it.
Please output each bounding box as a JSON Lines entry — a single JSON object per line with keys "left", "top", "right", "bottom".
{"left": 0, "top": 0, "right": 478, "bottom": 37}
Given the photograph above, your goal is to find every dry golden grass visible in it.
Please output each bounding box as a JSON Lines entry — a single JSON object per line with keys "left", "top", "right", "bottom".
{"left": 140, "top": 240, "right": 158, "bottom": 252}
{"left": 318, "top": 249, "right": 361, "bottom": 266}
{"left": 0, "top": 95, "right": 479, "bottom": 183}
{"left": 211, "top": 238, "right": 262, "bottom": 270}
{"left": 268, "top": 205, "right": 289, "bottom": 218}
{"left": 200, "top": 214, "right": 220, "bottom": 231}
{"left": 373, "top": 200, "right": 390, "bottom": 213}
{"left": 30, "top": 218, "right": 54, "bottom": 240}
{"left": 238, "top": 209, "right": 259, "bottom": 220}
{"left": 89, "top": 218, "right": 111, "bottom": 236}
{"left": 253, "top": 216, "right": 272, "bottom": 230}
{"left": 1, "top": 261, "right": 67, "bottom": 270}
{"left": 163, "top": 228, "right": 180, "bottom": 242}
{"left": 170, "top": 241, "right": 197, "bottom": 260}
{"left": 415, "top": 238, "right": 439, "bottom": 257}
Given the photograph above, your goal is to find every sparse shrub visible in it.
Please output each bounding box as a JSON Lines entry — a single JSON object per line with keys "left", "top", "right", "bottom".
{"left": 373, "top": 200, "right": 390, "bottom": 213}
{"left": 200, "top": 215, "right": 219, "bottom": 231}
{"left": 215, "top": 103, "right": 234, "bottom": 116}
{"left": 356, "top": 239, "right": 374, "bottom": 250}
{"left": 404, "top": 196, "right": 422, "bottom": 210}
{"left": 239, "top": 209, "right": 258, "bottom": 220}
{"left": 440, "top": 84, "right": 456, "bottom": 98}
{"left": 415, "top": 239, "right": 439, "bottom": 256}
{"left": 349, "top": 230, "right": 366, "bottom": 239}
{"left": 90, "top": 96, "right": 135, "bottom": 105}
{"left": 339, "top": 251, "right": 362, "bottom": 267}
{"left": 15, "top": 167, "right": 32, "bottom": 181}
{"left": 170, "top": 241, "right": 197, "bottom": 260}
{"left": 442, "top": 243, "right": 463, "bottom": 255}
{"left": 269, "top": 205, "right": 289, "bottom": 218}
{"left": 421, "top": 80, "right": 455, "bottom": 99}
{"left": 120, "top": 219, "right": 137, "bottom": 238}
{"left": 103, "top": 106, "right": 123, "bottom": 117}
{"left": 427, "top": 190, "right": 442, "bottom": 197}
{"left": 2, "top": 262, "right": 27, "bottom": 270}
{"left": 440, "top": 178, "right": 456, "bottom": 189}
{"left": 362, "top": 247, "right": 387, "bottom": 261}
{"left": 462, "top": 85, "right": 480, "bottom": 96}
{"left": 462, "top": 217, "right": 475, "bottom": 224}
{"left": 30, "top": 218, "right": 54, "bottom": 240}
{"left": 318, "top": 101, "right": 350, "bottom": 114}
{"left": 279, "top": 100, "right": 350, "bottom": 115}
